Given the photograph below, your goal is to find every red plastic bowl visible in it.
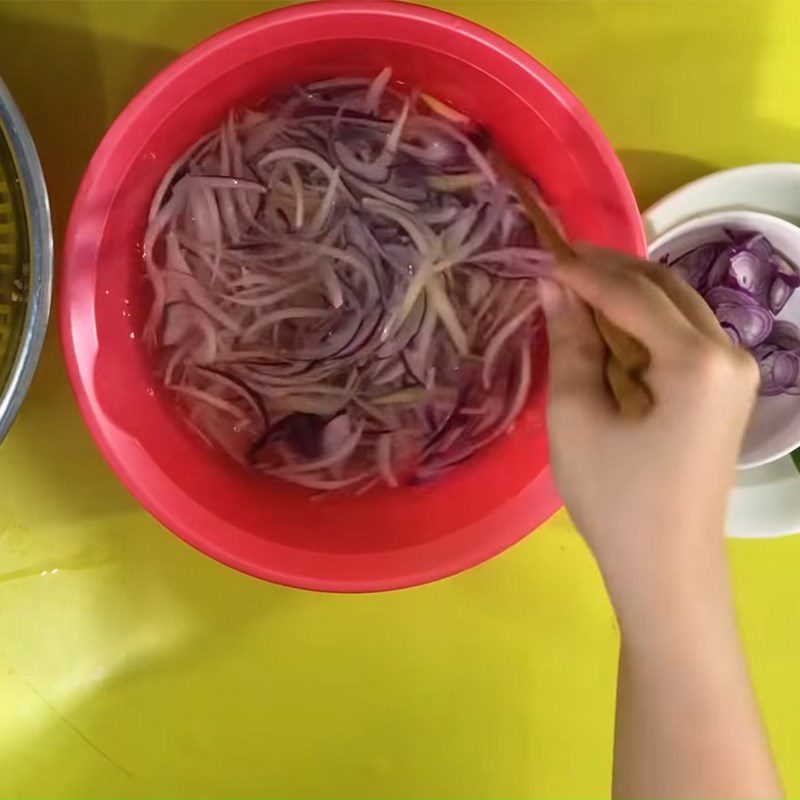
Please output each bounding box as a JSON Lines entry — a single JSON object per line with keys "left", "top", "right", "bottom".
{"left": 61, "top": 1, "right": 644, "bottom": 592}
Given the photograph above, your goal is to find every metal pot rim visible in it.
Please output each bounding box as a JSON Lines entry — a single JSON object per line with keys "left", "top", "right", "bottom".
{"left": 0, "top": 75, "right": 53, "bottom": 442}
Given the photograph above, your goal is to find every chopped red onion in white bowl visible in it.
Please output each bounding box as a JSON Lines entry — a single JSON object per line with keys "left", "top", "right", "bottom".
{"left": 144, "top": 68, "right": 553, "bottom": 492}
{"left": 650, "top": 209, "right": 800, "bottom": 468}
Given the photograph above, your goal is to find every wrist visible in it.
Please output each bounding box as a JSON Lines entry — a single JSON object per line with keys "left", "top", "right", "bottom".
{"left": 594, "top": 527, "right": 732, "bottom": 639}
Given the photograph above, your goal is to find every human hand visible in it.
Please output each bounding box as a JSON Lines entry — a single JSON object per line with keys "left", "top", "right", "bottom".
{"left": 542, "top": 244, "right": 759, "bottom": 611}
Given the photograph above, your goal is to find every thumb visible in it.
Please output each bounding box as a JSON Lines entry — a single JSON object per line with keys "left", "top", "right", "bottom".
{"left": 541, "top": 279, "right": 609, "bottom": 414}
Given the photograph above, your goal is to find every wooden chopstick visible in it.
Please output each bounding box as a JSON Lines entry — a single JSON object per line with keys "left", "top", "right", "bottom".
{"left": 499, "top": 159, "right": 653, "bottom": 417}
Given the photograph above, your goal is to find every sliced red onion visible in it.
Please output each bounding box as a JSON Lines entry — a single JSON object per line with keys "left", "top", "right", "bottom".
{"left": 364, "top": 67, "right": 392, "bottom": 114}
{"left": 146, "top": 68, "right": 547, "bottom": 491}
{"left": 376, "top": 433, "right": 399, "bottom": 486}
{"left": 720, "top": 323, "right": 741, "bottom": 346}
{"left": 713, "top": 303, "right": 773, "bottom": 347}
{"left": 773, "top": 253, "right": 800, "bottom": 286}
{"left": 333, "top": 140, "right": 390, "bottom": 182}
{"left": 705, "top": 284, "right": 762, "bottom": 310}
{"left": 665, "top": 243, "right": 717, "bottom": 289}
{"left": 668, "top": 229, "right": 800, "bottom": 395}
{"left": 703, "top": 246, "right": 735, "bottom": 292}
{"left": 767, "top": 320, "right": 800, "bottom": 350}
{"left": 738, "top": 233, "right": 772, "bottom": 265}
{"left": 758, "top": 349, "right": 800, "bottom": 396}
{"left": 728, "top": 249, "right": 774, "bottom": 300}
{"left": 769, "top": 275, "right": 794, "bottom": 314}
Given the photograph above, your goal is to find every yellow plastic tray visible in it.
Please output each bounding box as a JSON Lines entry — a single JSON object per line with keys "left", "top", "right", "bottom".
{"left": 1, "top": 1, "right": 800, "bottom": 796}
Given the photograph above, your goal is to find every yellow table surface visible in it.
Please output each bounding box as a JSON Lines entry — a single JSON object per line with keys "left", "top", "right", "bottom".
{"left": 1, "top": 1, "right": 800, "bottom": 797}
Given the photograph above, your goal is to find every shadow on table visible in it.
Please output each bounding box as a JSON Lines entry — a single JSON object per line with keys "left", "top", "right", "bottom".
{"left": 616, "top": 149, "right": 718, "bottom": 214}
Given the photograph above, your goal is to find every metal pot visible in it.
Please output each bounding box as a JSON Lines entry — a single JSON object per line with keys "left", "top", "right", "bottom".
{"left": 0, "top": 75, "right": 52, "bottom": 442}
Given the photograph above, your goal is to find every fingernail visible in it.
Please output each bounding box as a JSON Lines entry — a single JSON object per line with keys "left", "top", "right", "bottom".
{"left": 540, "top": 278, "right": 565, "bottom": 318}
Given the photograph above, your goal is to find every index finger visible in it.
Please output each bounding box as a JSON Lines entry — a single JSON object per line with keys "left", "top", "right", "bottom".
{"left": 554, "top": 249, "right": 701, "bottom": 356}
{"left": 577, "top": 244, "right": 730, "bottom": 345}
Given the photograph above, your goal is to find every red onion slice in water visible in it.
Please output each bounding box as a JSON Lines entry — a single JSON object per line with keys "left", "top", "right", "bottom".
{"left": 145, "top": 68, "right": 548, "bottom": 492}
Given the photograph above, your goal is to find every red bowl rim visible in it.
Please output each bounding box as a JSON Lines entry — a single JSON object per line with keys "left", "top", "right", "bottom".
{"left": 60, "top": 0, "right": 644, "bottom": 592}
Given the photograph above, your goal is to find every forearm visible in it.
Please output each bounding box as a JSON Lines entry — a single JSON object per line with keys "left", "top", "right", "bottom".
{"left": 545, "top": 248, "right": 779, "bottom": 798}
{"left": 607, "top": 535, "right": 782, "bottom": 799}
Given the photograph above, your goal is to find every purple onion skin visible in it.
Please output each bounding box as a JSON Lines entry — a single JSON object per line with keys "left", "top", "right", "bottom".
{"left": 668, "top": 231, "right": 800, "bottom": 395}
{"left": 768, "top": 320, "right": 800, "bottom": 351}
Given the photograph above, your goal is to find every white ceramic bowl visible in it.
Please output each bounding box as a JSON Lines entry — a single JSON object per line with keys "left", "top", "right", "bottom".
{"left": 649, "top": 209, "right": 800, "bottom": 469}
